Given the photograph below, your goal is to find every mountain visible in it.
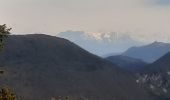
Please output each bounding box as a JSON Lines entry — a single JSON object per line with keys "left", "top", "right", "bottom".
{"left": 143, "top": 52, "right": 170, "bottom": 73}
{"left": 57, "top": 31, "right": 143, "bottom": 56}
{"left": 137, "top": 52, "right": 170, "bottom": 100}
{"left": 0, "top": 34, "right": 152, "bottom": 100}
{"left": 106, "top": 55, "right": 147, "bottom": 72}
{"left": 122, "top": 41, "right": 170, "bottom": 63}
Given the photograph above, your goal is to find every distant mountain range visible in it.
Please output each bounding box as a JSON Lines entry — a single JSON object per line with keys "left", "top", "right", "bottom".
{"left": 57, "top": 31, "right": 143, "bottom": 56}
{"left": 0, "top": 34, "right": 152, "bottom": 100}
{"left": 105, "top": 41, "right": 170, "bottom": 73}
{"left": 122, "top": 41, "right": 170, "bottom": 63}
{"left": 106, "top": 55, "right": 147, "bottom": 72}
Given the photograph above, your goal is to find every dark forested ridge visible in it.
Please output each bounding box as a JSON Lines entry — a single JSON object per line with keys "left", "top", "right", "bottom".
{"left": 106, "top": 55, "right": 147, "bottom": 72}
{"left": 0, "top": 34, "right": 152, "bottom": 100}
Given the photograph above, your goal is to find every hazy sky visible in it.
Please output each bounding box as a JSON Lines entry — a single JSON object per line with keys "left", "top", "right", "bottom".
{"left": 0, "top": 0, "right": 170, "bottom": 40}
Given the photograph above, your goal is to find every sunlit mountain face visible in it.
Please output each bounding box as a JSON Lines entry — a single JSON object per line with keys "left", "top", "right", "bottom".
{"left": 57, "top": 31, "right": 144, "bottom": 56}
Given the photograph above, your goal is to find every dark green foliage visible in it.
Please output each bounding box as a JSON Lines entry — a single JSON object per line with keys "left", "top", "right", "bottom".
{"left": 0, "top": 24, "right": 11, "bottom": 51}
{"left": 0, "top": 24, "right": 15, "bottom": 100}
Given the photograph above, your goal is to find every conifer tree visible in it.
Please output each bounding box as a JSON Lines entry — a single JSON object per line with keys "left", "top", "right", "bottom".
{"left": 0, "top": 24, "right": 16, "bottom": 100}
{"left": 0, "top": 24, "right": 11, "bottom": 51}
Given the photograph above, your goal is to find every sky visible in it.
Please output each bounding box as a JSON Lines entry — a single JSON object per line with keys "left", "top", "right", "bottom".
{"left": 0, "top": 0, "right": 170, "bottom": 43}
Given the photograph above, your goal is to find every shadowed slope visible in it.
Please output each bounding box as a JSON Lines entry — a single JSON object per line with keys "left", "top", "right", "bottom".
{"left": 106, "top": 55, "right": 147, "bottom": 72}
{"left": 0, "top": 34, "right": 152, "bottom": 100}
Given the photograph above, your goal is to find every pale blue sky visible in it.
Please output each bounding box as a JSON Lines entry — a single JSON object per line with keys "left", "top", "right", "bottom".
{"left": 0, "top": 0, "right": 170, "bottom": 41}
{"left": 154, "top": 0, "right": 170, "bottom": 5}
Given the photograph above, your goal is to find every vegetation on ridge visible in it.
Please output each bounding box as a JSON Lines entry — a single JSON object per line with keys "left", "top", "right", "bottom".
{"left": 0, "top": 24, "right": 16, "bottom": 100}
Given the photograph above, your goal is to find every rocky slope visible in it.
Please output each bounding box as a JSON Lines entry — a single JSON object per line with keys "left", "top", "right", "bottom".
{"left": 137, "top": 52, "right": 170, "bottom": 100}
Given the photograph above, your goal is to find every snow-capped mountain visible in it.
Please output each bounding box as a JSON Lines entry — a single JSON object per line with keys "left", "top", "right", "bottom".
{"left": 57, "top": 31, "right": 143, "bottom": 56}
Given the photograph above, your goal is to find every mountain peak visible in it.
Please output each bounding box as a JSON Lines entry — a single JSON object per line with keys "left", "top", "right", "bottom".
{"left": 123, "top": 41, "right": 170, "bottom": 62}
{"left": 151, "top": 41, "right": 164, "bottom": 46}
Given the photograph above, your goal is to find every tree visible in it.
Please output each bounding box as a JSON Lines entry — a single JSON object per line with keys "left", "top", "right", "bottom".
{"left": 0, "top": 24, "right": 11, "bottom": 75}
{"left": 0, "top": 24, "right": 16, "bottom": 100}
{"left": 0, "top": 24, "right": 11, "bottom": 51}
